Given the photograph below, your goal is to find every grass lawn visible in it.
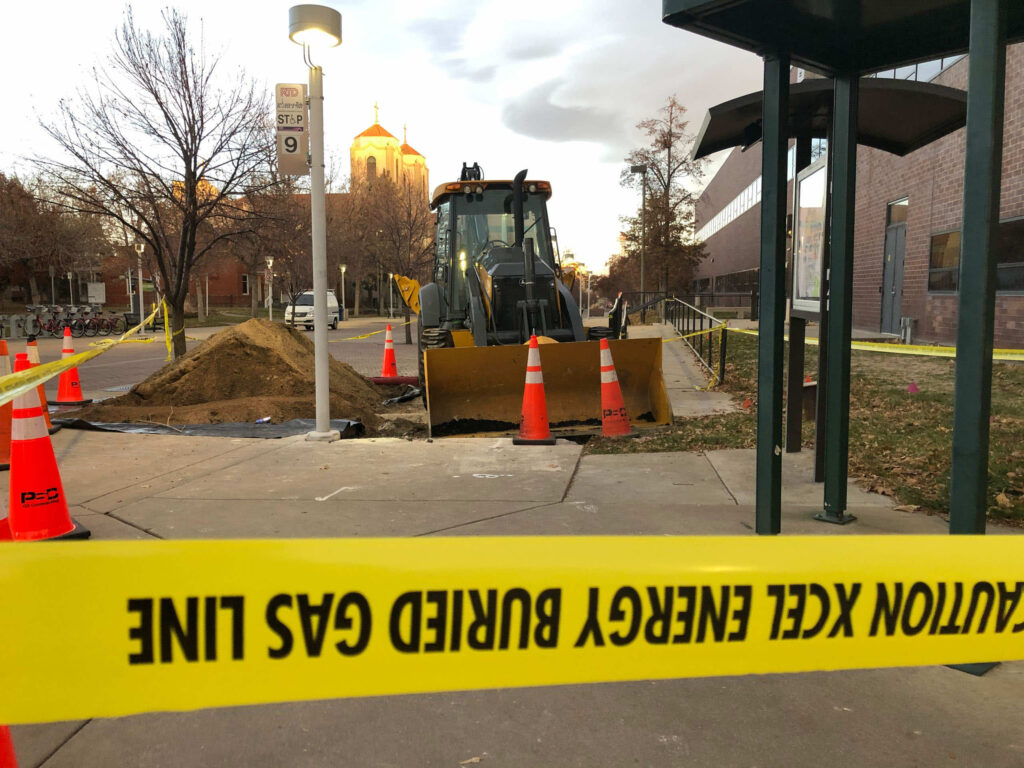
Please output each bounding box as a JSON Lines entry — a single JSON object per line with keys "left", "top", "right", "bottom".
{"left": 183, "top": 308, "right": 272, "bottom": 327}
{"left": 587, "top": 330, "right": 1024, "bottom": 525}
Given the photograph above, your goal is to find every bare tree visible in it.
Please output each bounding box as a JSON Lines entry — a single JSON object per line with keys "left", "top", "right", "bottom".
{"left": 35, "top": 8, "right": 273, "bottom": 356}
{"left": 0, "top": 174, "right": 109, "bottom": 303}
{"left": 619, "top": 96, "right": 706, "bottom": 295}
{"left": 350, "top": 176, "right": 434, "bottom": 342}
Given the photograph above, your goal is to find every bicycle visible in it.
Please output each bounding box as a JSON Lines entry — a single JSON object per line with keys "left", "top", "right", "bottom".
{"left": 79, "top": 305, "right": 102, "bottom": 337}
{"left": 96, "top": 311, "right": 127, "bottom": 336}
{"left": 40, "top": 306, "right": 85, "bottom": 338}
{"left": 24, "top": 305, "right": 46, "bottom": 337}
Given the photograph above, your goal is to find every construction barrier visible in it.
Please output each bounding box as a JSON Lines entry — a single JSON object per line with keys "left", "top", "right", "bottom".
{"left": 1, "top": 535, "right": 1022, "bottom": 724}
{"left": 728, "top": 327, "right": 1024, "bottom": 362}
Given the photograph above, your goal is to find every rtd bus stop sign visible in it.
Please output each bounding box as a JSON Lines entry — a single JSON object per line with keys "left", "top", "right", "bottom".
{"left": 276, "top": 83, "right": 309, "bottom": 176}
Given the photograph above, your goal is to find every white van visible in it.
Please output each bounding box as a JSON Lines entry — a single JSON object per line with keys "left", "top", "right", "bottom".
{"left": 284, "top": 290, "right": 340, "bottom": 330}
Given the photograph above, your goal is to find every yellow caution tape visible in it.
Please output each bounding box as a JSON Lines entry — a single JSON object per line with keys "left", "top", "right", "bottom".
{"left": 0, "top": 304, "right": 163, "bottom": 409}
{"left": 728, "top": 328, "right": 1024, "bottom": 361}
{"left": 1, "top": 535, "right": 1022, "bottom": 724}
{"left": 163, "top": 299, "right": 173, "bottom": 361}
{"left": 662, "top": 324, "right": 727, "bottom": 344}
{"left": 330, "top": 319, "right": 414, "bottom": 343}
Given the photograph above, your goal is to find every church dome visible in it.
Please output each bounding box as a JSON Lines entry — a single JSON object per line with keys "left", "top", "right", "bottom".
{"left": 355, "top": 123, "right": 397, "bottom": 141}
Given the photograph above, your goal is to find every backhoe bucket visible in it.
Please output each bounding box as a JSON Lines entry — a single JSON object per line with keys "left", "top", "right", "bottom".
{"left": 424, "top": 338, "right": 672, "bottom": 437}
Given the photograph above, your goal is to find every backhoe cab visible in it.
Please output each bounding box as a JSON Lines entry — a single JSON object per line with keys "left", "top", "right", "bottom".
{"left": 418, "top": 164, "right": 584, "bottom": 347}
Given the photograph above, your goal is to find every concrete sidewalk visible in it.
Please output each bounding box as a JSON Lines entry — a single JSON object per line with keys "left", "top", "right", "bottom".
{"left": 8, "top": 430, "right": 1023, "bottom": 767}
{"left": 627, "top": 323, "right": 735, "bottom": 418}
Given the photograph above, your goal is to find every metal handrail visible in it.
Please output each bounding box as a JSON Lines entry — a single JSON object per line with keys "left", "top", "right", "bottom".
{"left": 664, "top": 297, "right": 729, "bottom": 385}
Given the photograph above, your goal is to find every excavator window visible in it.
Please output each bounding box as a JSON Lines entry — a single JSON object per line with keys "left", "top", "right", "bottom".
{"left": 452, "top": 189, "right": 552, "bottom": 270}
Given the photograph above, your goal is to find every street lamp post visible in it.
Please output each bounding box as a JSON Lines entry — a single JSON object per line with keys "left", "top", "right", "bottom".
{"left": 340, "top": 263, "right": 346, "bottom": 321}
{"left": 134, "top": 242, "right": 146, "bottom": 334}
{"left": 266, "top": 257, "right": 274, "bottom": 322}
{"left": 630, "top": 164, "right": 648, "bottom": 323}
{"left": 288, "top": 4, "right": 342, "bottom": 442}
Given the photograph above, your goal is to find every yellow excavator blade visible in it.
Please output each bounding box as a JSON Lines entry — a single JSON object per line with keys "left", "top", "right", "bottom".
{"left": 424, "top": 338, "right": 672, "bottom": 437}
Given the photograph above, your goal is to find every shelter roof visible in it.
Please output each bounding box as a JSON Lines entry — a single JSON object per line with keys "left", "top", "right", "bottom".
{"left": 693, "top": 77, "right": 968, "bottom": 159}
{"left": 663, "top": 0, "right": 1024, "bottom": 76}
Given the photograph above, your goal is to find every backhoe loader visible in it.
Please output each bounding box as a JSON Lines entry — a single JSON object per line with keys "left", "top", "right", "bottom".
{"left": 415, "top": 163, "right": 672, "bottom": 437}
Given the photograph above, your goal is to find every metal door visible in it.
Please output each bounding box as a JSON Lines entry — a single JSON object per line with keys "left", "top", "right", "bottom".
{"left": 881, "top": 223, "right": 906, "bottom": 334}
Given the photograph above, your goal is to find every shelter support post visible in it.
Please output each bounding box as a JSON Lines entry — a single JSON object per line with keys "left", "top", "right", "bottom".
{"left": 950, "top": 0, "right": 1007, "bottom": 534}
{"left": 814, "top": 125, "right": 834, "bottom": 484}
{"left": 755, "top": 53, "right": 789, "bottom": 535}
{"left": 818, "top": 73, "right": 858, "bottom": 526}
{"left": 786, "top": 318, "right": 805, "bottom": 452}
{"left": 786, "top": 135, "right": 813, "bottom": 454}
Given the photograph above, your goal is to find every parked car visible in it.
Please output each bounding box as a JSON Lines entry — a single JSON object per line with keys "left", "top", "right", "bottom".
{"left": 284, "top": 290, "right": 340, "bottom": 330}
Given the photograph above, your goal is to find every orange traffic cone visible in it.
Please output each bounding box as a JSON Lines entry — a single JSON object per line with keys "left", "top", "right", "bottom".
{"left": 0, "top": 340, "right": 12, "bottom": 471}
{"left": 380, "top": 324, "right": 398, "bottom": 377}
{"left": 513, "top": 335, "right": 556, "bottom": 445}
{"left": 0, "top": 725, "right": 17, "bottom": 767}
{"left": 599, "top": 339, "right": 632, "bottom": 437}
{"left": 48, "top": 327, "right": 91, "bottom": 406}
{"left": 24, "top": 338, "right": 56, "bottom": 434}
{"left": 8, "top": 354, "right": 89, "bottom": 541}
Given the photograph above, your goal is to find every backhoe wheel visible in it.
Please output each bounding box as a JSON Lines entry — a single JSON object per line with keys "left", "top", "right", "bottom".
{"left": 418, "top": 324, "right": 452, "bottom": 408}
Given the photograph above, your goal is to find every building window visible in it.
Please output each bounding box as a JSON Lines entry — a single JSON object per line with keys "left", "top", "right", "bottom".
{"left": 928, "top": 231, "right": 960, "bottom": 292}
{"left": 241, "top": 274, "right": 249, "bottom": 295}
{"left": 928, "top": 218, "right": 1024, "bottom": 293}
{"left": 367, "top": 156, "right": 377, "bottom": 178}
{"left": 887, "top": 198, "right": 909, "bottom": 226}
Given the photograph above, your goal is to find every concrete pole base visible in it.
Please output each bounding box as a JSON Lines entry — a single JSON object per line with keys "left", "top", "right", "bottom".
{"left": 305, "top": 430, "right": 341, "bottom": 443}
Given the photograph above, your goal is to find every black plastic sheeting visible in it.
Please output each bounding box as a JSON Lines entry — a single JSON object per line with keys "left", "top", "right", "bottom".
{"left": 52, "top": 418, "right": 365, "bottom": 439}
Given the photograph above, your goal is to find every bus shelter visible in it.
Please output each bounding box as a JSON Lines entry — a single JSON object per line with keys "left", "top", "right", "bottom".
{"left": 664, "top": 0, "right": 1024, "bottom": 535}
{"left": 691, "top": 77, "right": 967, "bottom": 513}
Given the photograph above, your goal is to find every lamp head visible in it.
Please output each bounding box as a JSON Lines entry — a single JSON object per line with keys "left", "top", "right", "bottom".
{"left": 289, "top": 5, "right": 342, "bottom": 47}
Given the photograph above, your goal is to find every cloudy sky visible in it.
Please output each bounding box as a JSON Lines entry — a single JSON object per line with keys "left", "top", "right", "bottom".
{"left": 0, "top": 0, "right": 762, "bottom": 271}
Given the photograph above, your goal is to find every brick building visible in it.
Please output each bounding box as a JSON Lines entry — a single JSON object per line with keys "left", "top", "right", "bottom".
{"left": 694, "top": 47, "right": 1024, "bottom": 347}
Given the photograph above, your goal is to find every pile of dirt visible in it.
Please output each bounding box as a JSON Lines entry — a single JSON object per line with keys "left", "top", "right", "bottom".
{"left": 66, "top": 319, "right": 393, "bottom": 431}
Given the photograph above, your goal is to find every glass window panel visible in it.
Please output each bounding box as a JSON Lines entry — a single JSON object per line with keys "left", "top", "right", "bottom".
{"left": 887, "top": 198, "right": 909, "bottom": 225}
{"left": 996, "top": 218, "right": 1024, "bottom": 291}
{"left": 794, "top": 165, "right": 827, "bottom": 302}
{"left": 996, "top": 218, "right": 1024, "bottom": 267}
{"left": 930, "top": 231, "right": 961, "bottom": 270}
{"left": 997, "top": 264, "right": 1024, "bottom": 292}
{"left": 929, "top": 268, "right": 959, "bottom": 292}
{"left": 929, "top": 230, "right": 959, "bottom": 293}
